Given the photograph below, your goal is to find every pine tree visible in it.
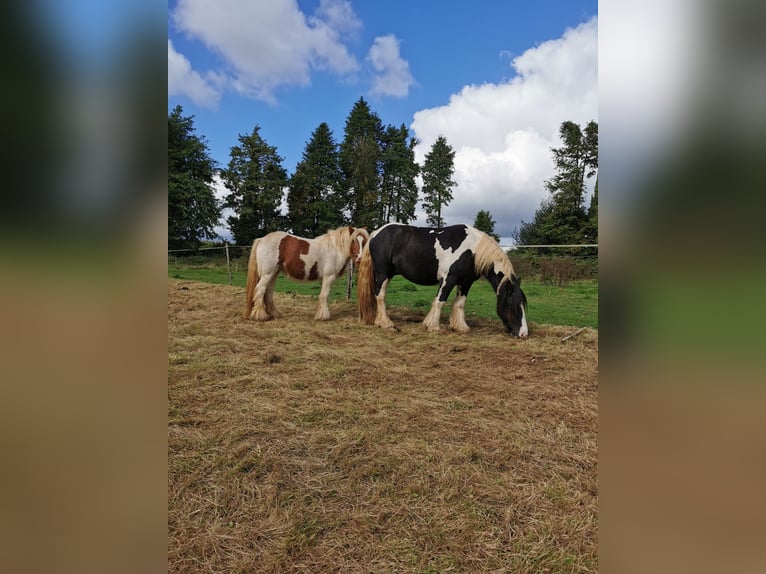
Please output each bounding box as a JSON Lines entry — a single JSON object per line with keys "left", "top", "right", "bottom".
{"left": 583, "top": 177, "right": 598, "bottom": 242}
{"left": 473, "top": 210, "right": 500, "bottom": 242}
{"left": 287, "top": 122, "right": 344, "bottom": 237}
{"left": 421, "top": 135, "right": 456, "bottom": 227}
{"left": 380, "top": 124, "right": 420, "bottom": 224}
{"left": 168, "top": 105, "right": 220, "bottom": 249}
{"left": 517, "top": 199, "right": 559, "bottom": 245}
{"left": 220, "top": 126, "right": 287, "bottom": 245}
{"left": 339, "top": 97, "right": 383, "bottom": 229}
{"left": 518, "top": 120, "right": 598, "bottom": 245}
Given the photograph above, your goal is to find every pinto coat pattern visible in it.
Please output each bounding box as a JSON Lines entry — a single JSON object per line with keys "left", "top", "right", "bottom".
{"left": 245, "top": 226, "right": 369, "bottom": 321}
{"left": 357, "top": 223, "right": 528, "bottom": 336}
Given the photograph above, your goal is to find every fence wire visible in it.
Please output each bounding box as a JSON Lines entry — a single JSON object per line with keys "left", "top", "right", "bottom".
{"left": 168, "top": 243, "right": 598, "bottom": 288}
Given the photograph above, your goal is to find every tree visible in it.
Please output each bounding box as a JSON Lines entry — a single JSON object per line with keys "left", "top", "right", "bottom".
{"left": 380, "top": 124, "right": 420, "bottom": 224}
{"left": 516, "top": 198, "right": 560, "bottom": 245}
{"left": 473, "top": 210, "right": 500, "bottom": 242}
{"left": 517, "top": 120, "right": 598, "bottom": 245}
{"left": 287, "top": 122, "right": 345, "bottom": 237}
{"left": 168, "top": 105, "right": 220, "bottom": 249}
{"left": 339, "top": 97, "right": 383, "bottom": 229}
{"left": 421, "top": 135, "right": 456, "bottom": 227}
{"left": 220, "top": 126, "right": 287, "bottom": 246}
{"left": 583, "top": 177, "right": 598, "bottom": 242}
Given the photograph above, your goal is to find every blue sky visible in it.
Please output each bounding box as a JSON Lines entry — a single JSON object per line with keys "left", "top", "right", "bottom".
{"left": 168, "top": 0, "right": 598, "bottom": 242}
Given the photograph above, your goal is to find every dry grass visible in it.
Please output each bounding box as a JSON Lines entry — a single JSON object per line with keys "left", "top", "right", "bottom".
{"left": 168, "top": 279, "right": 598, "bottom": 573}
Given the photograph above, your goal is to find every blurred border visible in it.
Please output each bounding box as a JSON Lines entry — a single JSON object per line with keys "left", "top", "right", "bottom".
{"left": 601, "top": 0, "right": 766, "bottom": 572}
{"left": 0, "top": 1, "right": 167, "bottom": 573}
{"left": 2, "top": 0, "right": 765, "bottom": 572}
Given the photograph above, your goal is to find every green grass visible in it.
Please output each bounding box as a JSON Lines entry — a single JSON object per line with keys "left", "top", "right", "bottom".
{"left": 168, "top": 262, "right": 598, "bottom": 329}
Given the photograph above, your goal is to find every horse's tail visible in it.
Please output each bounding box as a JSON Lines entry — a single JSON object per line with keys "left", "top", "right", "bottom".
{"left": 244, "top": 238, "right": 261, "bottom": 319}
{"left": 357, "top": 241, "right": 377, "bottom": 324}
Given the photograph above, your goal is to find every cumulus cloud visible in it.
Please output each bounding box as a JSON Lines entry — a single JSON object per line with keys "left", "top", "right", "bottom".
{"left": 411, "top": 17, "right": 598, "bottom": 240}
{"left": 171, "top": 0, "right": 360, "bottom": 102}
{"left": 368, "top": 35, "right": 415, "bottom": 98}
{"left": 315, "top": 0, "right": 363, "bottom": 36}
{"left": 210, "top": 173, "right": 232, "bottom": 241}
{"left": 168, "top": 40, "right": 221, "bottom": 109}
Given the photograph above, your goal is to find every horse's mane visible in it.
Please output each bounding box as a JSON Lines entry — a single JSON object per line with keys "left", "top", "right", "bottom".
{"left": 353, "top": 226, "right": 370, "bottom": 245}
{"left": 473, "top": 229, "right": 515, "bottom": 284}
{"left": 317, "top": 226, "right": 368, "bottom": 255}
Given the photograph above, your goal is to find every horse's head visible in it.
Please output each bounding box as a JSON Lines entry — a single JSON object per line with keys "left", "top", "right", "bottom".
{"left": 349, "top": 226, "right": 370, "bottom": 264}
{"left": 496, "top": 275, "right": 529, "bottom": 338}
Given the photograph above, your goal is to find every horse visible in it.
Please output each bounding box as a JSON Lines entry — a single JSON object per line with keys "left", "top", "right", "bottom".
{"left": 245, "top": 226, "right": 369, "bottom": 321}
{"left": 357, "top": 223, "right": 529, "bottom": 337}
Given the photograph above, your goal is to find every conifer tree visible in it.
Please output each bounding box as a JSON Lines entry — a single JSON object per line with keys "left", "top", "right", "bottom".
{"left": 339, "top": 97, "right": 383, "bottom": 229}
{"left": 380, "top": 124, "right": 420, "bottom": 224}
{"left": 584, "top": 177, "right": 598, "bottom": 242}
{"left": 421, "top": 135, "right": 456, "bottom": 227}
{"left": 168, "top": 105, "right": 220, "bottom": 249}
{"left": 473, "top": 210, "right": 500, "bottom": 242}
{"left": 517, "top": 120, "right": 598, "bottom": 245}
{"left": 220, "top": 126, "right": 287, "bottom": 245}
{"left": 287, "top": 122, "right": 344, "bottom": 237}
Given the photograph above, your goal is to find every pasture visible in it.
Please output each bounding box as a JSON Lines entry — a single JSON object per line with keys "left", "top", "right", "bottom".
{"left": 168, "top": 262, "right": 598, "bottom": 330}
{"left": 168, "top": 279, "right": 598, "bottom": 572}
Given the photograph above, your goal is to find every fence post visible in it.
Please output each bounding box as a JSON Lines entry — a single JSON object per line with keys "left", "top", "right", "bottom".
{"left": 346, "top": 260, "right": 353, "bottom": 299}
{"left": 225, "top": 243, "right": 232, "bottom": 286}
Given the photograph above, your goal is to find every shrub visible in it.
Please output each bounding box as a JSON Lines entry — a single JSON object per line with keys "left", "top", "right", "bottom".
{"left": 507, "top": 249, "right": 598, "bottom": 282}
{"left": 540, "top": 258, "right": 577, "bottom": 287}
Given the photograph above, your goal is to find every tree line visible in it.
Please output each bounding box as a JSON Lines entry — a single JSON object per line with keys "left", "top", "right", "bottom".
{"left": 169, "top": 97, "right": 460, "bottom": 249}
{"left": 169, "top": 97, "right": 597, "bottom": 249}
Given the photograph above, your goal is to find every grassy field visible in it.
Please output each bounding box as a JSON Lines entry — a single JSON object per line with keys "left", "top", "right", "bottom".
{"left": 168, "top": 279, "right": 598, "bottom": 572}
{"left": 168, "top": 262, "right": 598, "bottom": 330}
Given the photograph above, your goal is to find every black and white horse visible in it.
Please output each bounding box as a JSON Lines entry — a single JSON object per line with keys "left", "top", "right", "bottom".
{"left": 357, "top": 223, "right": 529, "bottom": 337}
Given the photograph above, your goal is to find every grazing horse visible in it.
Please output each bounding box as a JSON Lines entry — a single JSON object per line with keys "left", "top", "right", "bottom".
{"left": 245, "top": 226, "right": 369, "bottom": 321}
{"left": 358, "top": 223, "right": 528, "bottom": 337}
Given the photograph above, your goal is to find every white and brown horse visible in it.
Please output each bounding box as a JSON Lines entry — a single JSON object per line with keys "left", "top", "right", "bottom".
{"left": 245, "top": 226, "right": 369, "bottom": 321}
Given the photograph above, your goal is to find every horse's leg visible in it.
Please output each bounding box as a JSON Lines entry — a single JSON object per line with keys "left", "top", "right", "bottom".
{"left": 422, "top": 296, "right": 444, "bottom": 332}
{"left": 449, "top": 284, "right": 472, "bottom": 333}
{"left": 423, "top": 276, "right": 457, "bottom": 332}
{"left": 264, "top": 271, "right": 281, "bottom": 318}
{"left": 251, "top": 270, "right": 275, "bottom": 321}
{"left": 374, "top": 276, "right": 396, "bottom": 330}
{"left": 314, "top": 274, "right": 335, "bottom": 320}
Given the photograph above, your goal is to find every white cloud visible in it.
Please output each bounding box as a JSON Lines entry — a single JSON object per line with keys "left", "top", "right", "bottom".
{"left": 172, "top": 0, "right": 360, "bottom": 103}
{"left": 368, "top": 35, "right": 415, "bottom": 98}
{"left": 315, "top": 0, "right": 363, "bottom": 36}
{"left": 210, "top": 173, "right": 232, "bottom": 241}
{"left": 410, "top": 17, "right": 598, "bottom": 240}
{"left": 168, "top": 40, "right": 221, "bottom": 109}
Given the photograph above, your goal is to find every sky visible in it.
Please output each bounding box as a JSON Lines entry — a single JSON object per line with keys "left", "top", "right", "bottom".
{"left": 168, "top": 0, "right": 598, "bottom": 244}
